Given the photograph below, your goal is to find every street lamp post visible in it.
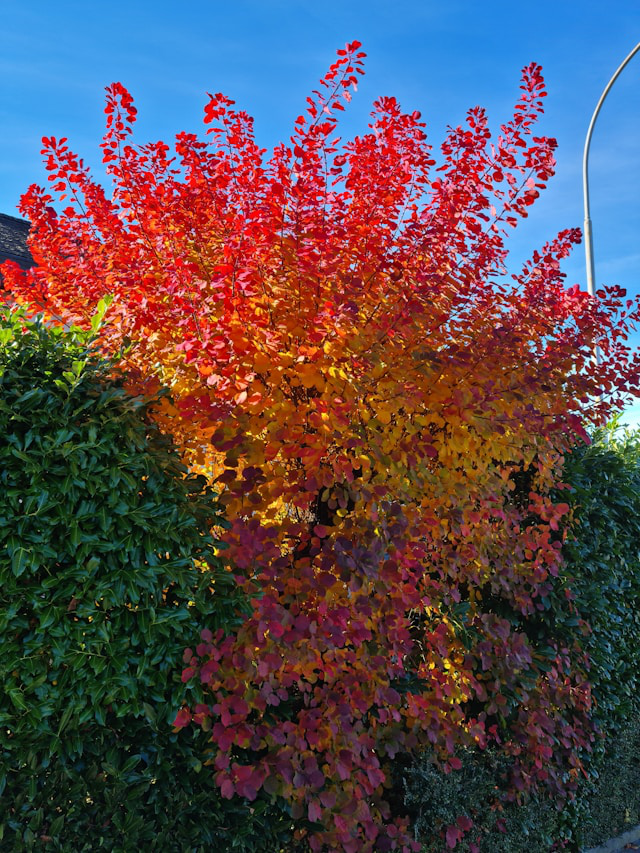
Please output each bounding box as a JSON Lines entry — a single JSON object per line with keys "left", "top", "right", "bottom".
{"left": 583, "top": 41, "right": 640, "bottom": 300}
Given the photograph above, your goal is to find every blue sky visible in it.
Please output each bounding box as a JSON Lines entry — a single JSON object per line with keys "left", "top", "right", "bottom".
{"left": 2, "top": 1, "right": 639, "bottom": 423}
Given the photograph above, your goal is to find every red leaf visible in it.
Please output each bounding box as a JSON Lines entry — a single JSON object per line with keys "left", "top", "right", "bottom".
{"left": 446, "top": 825, "right": 460, "bottom": 849}
{"left": 220, "top": 778, "right": 235, "bottom": 799}
{"left": 308, "top": 800, "right": 323, "bottom": 823}
{"left": 172, "top": 708, "right": 191, "bottom": 729}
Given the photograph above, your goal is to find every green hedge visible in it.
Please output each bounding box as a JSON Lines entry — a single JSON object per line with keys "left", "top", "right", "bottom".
{"left": 0, "top": 308, "right": 294, "bottom": 851}
{"left": 559, "top": 423, "right": 640, "bottom": 734}
{"left": 402, "top": 712, "right": 640, "bottom": 852}
{"left": 402, "top": 423, "right": 640, "bottom": 851}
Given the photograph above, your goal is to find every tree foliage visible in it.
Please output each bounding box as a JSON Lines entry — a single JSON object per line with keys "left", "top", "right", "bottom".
{"left": 3, "top": 42, "right": 640, "bottom": 851}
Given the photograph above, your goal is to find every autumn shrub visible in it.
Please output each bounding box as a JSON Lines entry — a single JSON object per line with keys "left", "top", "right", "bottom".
{"left": 0, "top": 307, "right": 294, "bottom": 851}
{"left": 4, "top": 42, "right": 640, "bottom": 851}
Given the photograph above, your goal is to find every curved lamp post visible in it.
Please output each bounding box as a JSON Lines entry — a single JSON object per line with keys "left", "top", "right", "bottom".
{"left": 583, "top": 41, "right": 640, "bottom": 299}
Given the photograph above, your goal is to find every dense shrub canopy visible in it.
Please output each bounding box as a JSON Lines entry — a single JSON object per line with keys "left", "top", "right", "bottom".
{"left": 0, "top": 308, "right": 293, "bottom": 850}
{"left": 559, "top": 423, "right": 640, "bottom": 731}
{"left": 3, "top": 42, "right": 640, "bottom": 851}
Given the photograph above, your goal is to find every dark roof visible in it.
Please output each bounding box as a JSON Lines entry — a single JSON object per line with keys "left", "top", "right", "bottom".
{"left": 0, "top": 213, "right": 33, "bottom": 270}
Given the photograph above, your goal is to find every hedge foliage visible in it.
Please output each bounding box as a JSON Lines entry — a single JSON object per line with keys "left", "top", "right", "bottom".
{"left": 402, "top": 423, "right": 640, "bottom": 851}
{"left": 559, "top": 422, "right": 640, "bottom": 733}
{"left": 0, "top": 307, "right": 293, "bottom": 851}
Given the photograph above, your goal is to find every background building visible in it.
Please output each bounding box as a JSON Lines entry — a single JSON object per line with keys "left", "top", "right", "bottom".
{"left": 0, "top": 213, "right": 33, "bottom": 273}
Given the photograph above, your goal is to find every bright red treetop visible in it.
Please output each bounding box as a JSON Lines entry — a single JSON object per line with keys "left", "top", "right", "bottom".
{"left": 3, "top": 42, "right": 639, "bottom": 851}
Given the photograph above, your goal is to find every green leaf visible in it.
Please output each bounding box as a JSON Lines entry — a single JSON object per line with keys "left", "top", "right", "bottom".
{"left": 90, "top": 295, "right": 114, "bottom": 333}
{"left": 142, "top": 702, "right": 157, "bottom": 725}
{"left": 57, "top": 704, "right": 74, "bottom": 736}
{"left": 8, "top": 689, "right": 28, "bottom": 712}
{"left": 49, "top": 815, "right": 65, "bottom": 835}
{"left": 11, "top": 546, "right": 31, "bottom": 577}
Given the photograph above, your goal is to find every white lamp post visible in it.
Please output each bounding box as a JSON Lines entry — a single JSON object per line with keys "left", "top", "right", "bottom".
{"left": 583, "top": 41, "right": 640, "bottom": 300}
